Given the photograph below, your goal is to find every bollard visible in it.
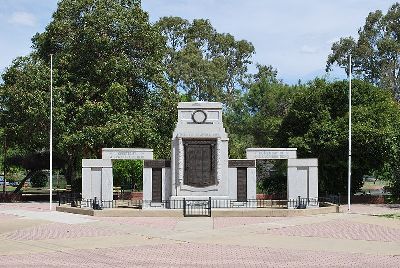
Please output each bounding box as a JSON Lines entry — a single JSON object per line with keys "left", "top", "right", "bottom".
{"left": 93, "top": 197, "right": 102, "bottom": 210}
{"left": 183, "top": 198, "right": 186, "bottom": 217}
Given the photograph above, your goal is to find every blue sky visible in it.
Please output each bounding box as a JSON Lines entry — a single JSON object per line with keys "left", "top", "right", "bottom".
{"left": 0, "top": 0, "right": 396, "bottom": 84}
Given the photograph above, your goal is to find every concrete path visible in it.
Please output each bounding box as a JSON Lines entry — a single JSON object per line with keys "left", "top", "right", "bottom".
{"left": 0, "top": 202, "right": 399, "bottom": 267}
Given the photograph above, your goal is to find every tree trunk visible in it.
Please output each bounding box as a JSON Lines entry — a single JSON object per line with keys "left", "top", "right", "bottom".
{"left": 13, "top": 170, "right": 35, "bottom": 193}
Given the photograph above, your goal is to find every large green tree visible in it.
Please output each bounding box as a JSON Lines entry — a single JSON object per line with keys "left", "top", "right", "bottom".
{"left": 225, "top": 65, "right": 300, "bottom": 158}
{"left": 276, "top": 79, "right": 400, "bottom": 194}
{"left": 156, "top": 16, "right": 255, "bottom": 104}
{"left": 326, "top": 3, "right": 400, "bottom": 100}
{"left": 1, "top": 0, "right": 167, "bottom": 185}
{"left": 224, "top": 65, "right": 301, "bottom": 193}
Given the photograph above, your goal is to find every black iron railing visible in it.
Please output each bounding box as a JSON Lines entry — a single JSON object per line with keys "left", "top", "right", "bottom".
{"left": 58, "top": 192, "right": 81, "bottom": 207}
{"left": 287, "top": 196, "right": 319, "bottom": 209}
{"left": 183, "top": 197, "right": 211, "bottom": 217}
{"left": 58, "top": 193, "right": 322, "bottom": 211}
{"left": 318, "top": 194, "right": 341, "bottom": 205}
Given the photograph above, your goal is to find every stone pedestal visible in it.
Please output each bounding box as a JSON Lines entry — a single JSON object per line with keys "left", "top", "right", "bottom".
{"left": 228, "top": 160, "right": 256, "bottom": 202}
{"left": 143, "top": 160, "right": 171, "bottom": 208}
{"left": 81, "top": 159, "right": 113, "bottom": 208}
{"left": 287, "top": 158, "right": 318, "bottom": 208}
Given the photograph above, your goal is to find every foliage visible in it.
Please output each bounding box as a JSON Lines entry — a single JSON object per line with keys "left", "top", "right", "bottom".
{"left": 156, "top": 16, "right": 255, "bottom": 104}
{"left": 224, "top": 93, "right": 254, "bottom": 159}
{"left": 30, "top": 170, "right": 48, "bottom": 188}
{"left": 1, "top": 0, "right": 167, "bottom": 184}
{"left": 390, "top": 166, "right": 400, "bottom": 199}
{"left": 256, "top": 160, "right": 287, "bottom": 194}
{"left": 113, "top": 160, "right": 143, "bottom": 190}
{"left": 225, "top": 65, "right": 299, "bottom": 158}
{"left": 276, "top": 79, "right": 400, "bottom": 194}
{"left": 326, "top": 3, "right": 400, "bottom": 100}
{"left": 2, "top": 0, "right": 400, "bottom": 201}
{"left": 245, "top": 65, "right": 301, "bottom": 147}
{"left": 0, "top": 57, "right": 50, "bottom": 152}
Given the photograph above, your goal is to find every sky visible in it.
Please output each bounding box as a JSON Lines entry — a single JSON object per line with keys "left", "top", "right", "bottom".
{"left": 0, "top": 0, "right": 397, "bottom": 84}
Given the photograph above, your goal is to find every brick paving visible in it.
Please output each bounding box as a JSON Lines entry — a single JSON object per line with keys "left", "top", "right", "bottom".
{"left": 0, "top": 202, "right": 55, "bottom": 212}
{"left": 213, "top": 217, "right": 285, "bottom": 229}
{"left": 4, "top": 223, "right": 126, "bottom": 241}
{"left": 0, "top": 212, "right": 20, "bottom": 219}
{"left": 340, "top": 204, "right": 400, "bottom": 215}
{"left": 263, "top": 219, "right": 400, "bottom": 242}
{"left": 0, "top": 203, "right": 399, "bottom": 267}
{"left": 96, "top": 217, "right": 179, "bottom": 230}
{"left": 0, "top": 243, "right": 399, "bottom": 268}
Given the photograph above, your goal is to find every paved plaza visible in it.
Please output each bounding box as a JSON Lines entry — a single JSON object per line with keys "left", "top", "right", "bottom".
{"left": 0, "top": 203, "right": 399, "bottom": 267}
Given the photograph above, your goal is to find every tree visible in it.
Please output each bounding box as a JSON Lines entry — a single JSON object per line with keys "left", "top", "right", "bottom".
{"left": 5, "top": 151, "right": 64, "bottom": 193}
{"left": 156, "top": 17, "right": 255, "bottom": 104}
{"left": 113, "top": 160, "right": 143, "bottom": 190}
{"left": 1, "top": 57, "right": 50, "bottom": 153}
{"left": 326, "top": 3, "right": 400, "bottom": 100}
{"left": 30, "top": 171, "right": 48, "bottom": 188}
{"left": 245, "top": 65, "right": 300, "bottom": 147}
{"left": 224, "top": 65, "right": 299, "bottom": 158}
{"left": 0, "top": 0, "right": 167, "bottom": 186}
{"left": 276, "top": 79, "right": 400, "bottom": 194}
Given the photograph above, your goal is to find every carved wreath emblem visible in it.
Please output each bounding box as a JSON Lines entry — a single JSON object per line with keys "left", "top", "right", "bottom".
{"left": 191, "top": 110, "right": 207, "bottom": 124}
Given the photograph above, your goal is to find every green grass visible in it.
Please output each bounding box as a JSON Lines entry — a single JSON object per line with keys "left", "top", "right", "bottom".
{"left": 377, "top": 213, "right": 400, "bottom": 219}
{"left": 1, "top": 186, "right": 17, "bottom": 192}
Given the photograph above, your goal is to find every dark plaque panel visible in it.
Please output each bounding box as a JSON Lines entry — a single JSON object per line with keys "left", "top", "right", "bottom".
{"left": 237, "top": 167, "right": 247, "bottom": 202}
{"left": 228, "top": 160, "right": 256, "bottom": 168}
{"left": 144, "top": 160, "right": 171, "bottom": 168}
{"left": 152, "top": 168, "right": 162, "bottom": 202}
{"left": 184, "top": 139, "right": 217, "bottom": 187}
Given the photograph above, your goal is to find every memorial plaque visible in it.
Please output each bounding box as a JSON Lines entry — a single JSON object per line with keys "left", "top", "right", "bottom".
{"left": 152, "top": 168, "right": 162, "bottom": 202}
{"left": 237, "top": 167, "right": 247, "bottom": 202}
{"left": 228, "top": 160, "right": 256, "bottom": 168}
{"left": 183, "top": 139, "right": 217, "bottom": 187}
{"left": 144, "top": 160, "right": 171, "bottom": 168}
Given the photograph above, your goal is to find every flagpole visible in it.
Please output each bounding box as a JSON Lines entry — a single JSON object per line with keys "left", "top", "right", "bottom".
{"left": 50, "top": 54, "right": 53, "bottom": 211}
{"left": 348, "top": 55, "right": 352, "bottom": 211}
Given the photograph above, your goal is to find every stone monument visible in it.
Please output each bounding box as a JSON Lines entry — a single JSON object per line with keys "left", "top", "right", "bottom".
{"left": 170, "top": 102, "right": 230, "bottom": 200}
{"left": 82, "top": 101, "right": 319, "bottom": 209}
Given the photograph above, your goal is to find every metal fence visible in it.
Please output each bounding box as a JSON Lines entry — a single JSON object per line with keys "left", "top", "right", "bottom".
{"left": 183, "top": 197, "right": 211, "bottom": 217}
{"left": 318, "top": 194, "right": 341, "bottom": 206}
{"left": 58, "top": 193, "right": 323, "bottom": 211}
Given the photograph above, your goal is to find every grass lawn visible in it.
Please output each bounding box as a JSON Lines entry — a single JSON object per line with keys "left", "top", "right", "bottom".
{"left": 377, "top": 213, "right": 400, "bottom": 220}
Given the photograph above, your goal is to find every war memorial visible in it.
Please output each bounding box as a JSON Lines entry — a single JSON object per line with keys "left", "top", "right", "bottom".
{"left": 75, "top": 101, "right": 322, "bottom": 215}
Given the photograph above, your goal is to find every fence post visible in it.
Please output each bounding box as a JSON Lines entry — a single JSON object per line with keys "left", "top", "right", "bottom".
{"left": 183, "top": 198, "right": 186, "bottom": 217}
{"left": 298, "top": 196, "right": 301, "bottom": 208}
{"left": 338, "top": 193, "right": 341, "bottom": 206}
{"left": 208, "top": 197, "right": 211, "bottom": 217}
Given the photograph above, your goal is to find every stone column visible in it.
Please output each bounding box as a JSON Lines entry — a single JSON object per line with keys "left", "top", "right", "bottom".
{"left": 178, "top": 138, "right": 184, "bottom": 185}
{"left": 217, "top": 138, "right": 222, "bottom": 184}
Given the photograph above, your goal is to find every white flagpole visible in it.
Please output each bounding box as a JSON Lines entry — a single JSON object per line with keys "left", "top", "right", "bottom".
{"left": 348, "top": 55, "right": 352, "bottom": 211}
{"left": 50, "top": 54, "right": 53, "bottom": 211}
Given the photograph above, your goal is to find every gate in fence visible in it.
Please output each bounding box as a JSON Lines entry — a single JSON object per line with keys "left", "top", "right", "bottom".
{"left": 183, "top": 197, "right": 211, "bottom": 217}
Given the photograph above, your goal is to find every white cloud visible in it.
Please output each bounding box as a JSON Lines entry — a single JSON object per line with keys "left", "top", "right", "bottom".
{"left": 300, "top": 45, "right": 318, "bottom": 54}
{"left": 8, "top": 12, "right": 36, "bottom": 27}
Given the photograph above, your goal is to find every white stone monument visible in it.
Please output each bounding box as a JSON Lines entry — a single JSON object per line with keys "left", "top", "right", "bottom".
{"left": 170, "top": 102, "right": 231, "bottom": 201}
{"left": 81, "top": 101, "right": 319, "bottom": 210}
